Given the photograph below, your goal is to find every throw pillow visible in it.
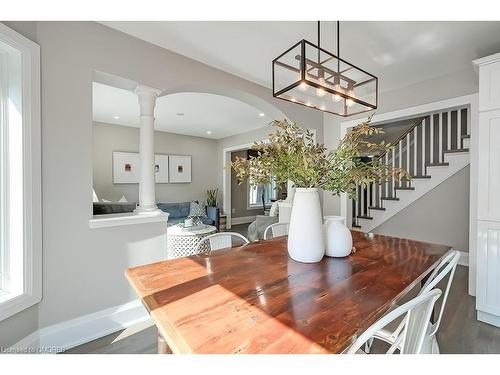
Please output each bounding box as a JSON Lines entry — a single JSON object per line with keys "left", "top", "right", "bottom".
{"left": 188, "top": 201, "right": 207, "bottom": 219}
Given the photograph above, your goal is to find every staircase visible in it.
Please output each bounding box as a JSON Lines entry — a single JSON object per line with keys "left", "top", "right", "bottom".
{"left": 351, "top": 106, "right": 470, "bottom": 233}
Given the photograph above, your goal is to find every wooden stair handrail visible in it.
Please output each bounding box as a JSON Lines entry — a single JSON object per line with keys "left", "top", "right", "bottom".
{"left": 377, "top": 116, "right": 427, "bottom": 160}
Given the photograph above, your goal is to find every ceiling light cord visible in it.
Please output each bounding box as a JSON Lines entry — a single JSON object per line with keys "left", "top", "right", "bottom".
{"left": 317, "top": 21, "right": 340, "bottom": 68}
{"left": 337, "top": 21, "right": 340, "bottom": 57}
{"left": 317, "top": 20, "right": 321, "bottom": 64}
{"left": 337, "top": 21, "right": 340, "bottom": 71}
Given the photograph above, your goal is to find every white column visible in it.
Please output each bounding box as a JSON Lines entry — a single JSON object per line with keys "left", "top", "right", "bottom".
{"left": 134, "top": 85, "right": 162, "bottom": 215}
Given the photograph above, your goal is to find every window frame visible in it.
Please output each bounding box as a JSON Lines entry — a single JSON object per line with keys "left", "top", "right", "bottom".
{"left": 0, "top": 24, "right": 41, "bottom": 322}
{"left": 247, "top": 178, "right": 277, "bottom": 210}
{"left": 0, "top": 43, "right": 9, "bottom": 294}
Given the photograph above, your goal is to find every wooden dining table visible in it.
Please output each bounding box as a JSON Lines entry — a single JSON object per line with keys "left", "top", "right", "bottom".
{"left": 125, "top": 231, "right": 451, "bottom": 354}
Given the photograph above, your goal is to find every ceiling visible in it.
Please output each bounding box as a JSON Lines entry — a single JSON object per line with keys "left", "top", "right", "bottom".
{"left": 101, "top": 21, "right": 500, "bottom": 93}
{"left": 92, "top": 83, "right": 271, "bottom": 139}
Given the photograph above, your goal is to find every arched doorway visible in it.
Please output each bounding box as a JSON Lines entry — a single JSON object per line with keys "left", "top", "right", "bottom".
{"left": 160, "top": 84, "right": 288, "bottom": 228}
{"left": 92, "top": 75, "right": 288, "bottom": 227}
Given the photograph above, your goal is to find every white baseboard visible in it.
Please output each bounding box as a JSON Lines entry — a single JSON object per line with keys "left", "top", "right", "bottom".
{"left": 11, "top": 299, "right": 150, "bottom": 353}
{"left": 458, "top": 251, "right": 469, "bottom": 267}
{"left": 231, "top": 215, "right": 256, "bottom": 225}
{"left": 477, "top": 311, "right": 500, "bottom": 328}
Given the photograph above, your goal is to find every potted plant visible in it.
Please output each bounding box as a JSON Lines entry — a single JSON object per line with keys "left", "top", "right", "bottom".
{"left": 230, "top": 118, "right": 408, "bottom": 263}
{"left": 205, "top": 188, "right": 222, "bottom": 230}
{"left": 206, "top": 188, "right": 219, "bottom": 208}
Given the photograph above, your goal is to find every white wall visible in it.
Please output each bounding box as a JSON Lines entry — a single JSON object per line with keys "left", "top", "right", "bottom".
{"left": 0, "top": 21, "right": 323, "bottom": 347}
{"left": 0, "top": 305, "right": 38, "bottom": 348}
{"left": 93, "top": 122, "right": 218, "bottom": 204}
{"left": 322, "top": 114, "right": 343, "bottom": 216}
{"left": 373, "top": 166, "right": 470, "bottom": 252}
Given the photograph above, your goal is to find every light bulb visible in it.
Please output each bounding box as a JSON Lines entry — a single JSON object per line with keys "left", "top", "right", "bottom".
{"left": 346, "top": 93, "right": 355, "bottom": 107}
{"left": 333, "top": 85, "right": 342, "bottom": 102}
{"left": 346, "top": 85, "right": 355, "bottom": 107}
{"left": 332, "top": 76, "right": 342, "bottom": 102}
{"left": 299, "top": 81, "right": 307, "bottom": 91}
{"left": 317, "top": 71, "right": 326, "bottom": 97}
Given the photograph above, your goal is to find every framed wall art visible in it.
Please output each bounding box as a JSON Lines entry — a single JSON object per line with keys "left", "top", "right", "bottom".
{"left": 169, "top": 155, "right": 192, "bottom": 183}
{"left": 154, "top": 154, "right": 169, "bottom": 183}
{"left": 113, "top": 151, "right": 140, "bottom": 184}
{"left": 113, "top": 152, "right": 189, "bottom": 184}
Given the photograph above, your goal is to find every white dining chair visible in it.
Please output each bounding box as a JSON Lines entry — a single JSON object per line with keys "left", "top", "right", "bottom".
{"left": 195, "top": 232, "right": 250, "bottom": 253}
{"left": 366, "top": 250, "right": 461, "bottom": 354}
{"left": 263, "top": 223, "right": 289, "bottom": 240}
{"left": 347, "top": 289, "right": 442, "bottom": 354}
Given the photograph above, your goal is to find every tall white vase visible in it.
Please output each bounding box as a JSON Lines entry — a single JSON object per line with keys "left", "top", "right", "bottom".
{"left": 324, "top": 216, "right": 352, "bottom": 258}
{"left": 285, "top": 180, "right": 296, "bottom": 203}
{"left": 287, "top": 188, "right": 325, "bottom": 263}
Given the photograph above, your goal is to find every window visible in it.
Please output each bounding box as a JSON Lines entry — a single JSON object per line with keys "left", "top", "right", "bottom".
{"left": 248, "top": 178, "right": 277, "bottom": 209}
{"left": 0, "top": 24, "right": 41, "bottom": 322}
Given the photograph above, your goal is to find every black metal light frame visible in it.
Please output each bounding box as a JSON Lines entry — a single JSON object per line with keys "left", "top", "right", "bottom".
{"left": 272, "top": 34, "right": 378, "bottom": 117}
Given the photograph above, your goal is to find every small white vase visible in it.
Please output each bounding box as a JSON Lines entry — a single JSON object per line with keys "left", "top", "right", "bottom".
{"left": 324, "top": 216, "right": 353, "bottom": 258}
{"left": 287, "top": 188, "right": 325, "bottom": 263}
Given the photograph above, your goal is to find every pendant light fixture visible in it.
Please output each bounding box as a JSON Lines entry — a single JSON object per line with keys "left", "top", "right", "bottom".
{"left": 272, "top": 21, "right": 378, "bottom": 117}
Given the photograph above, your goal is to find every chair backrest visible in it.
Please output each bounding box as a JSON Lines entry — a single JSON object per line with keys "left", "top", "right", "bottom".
{"left": 347, "top": 289, "right": 442, "bottom": 354}
{"left": 263, "top": 223, "right": 289, "bottom": 240}
{"left": 195, "top": 232, "right": 250, "bottom": 253}
{"left": 419, "top": 250, "right": 460, "bottom": 335}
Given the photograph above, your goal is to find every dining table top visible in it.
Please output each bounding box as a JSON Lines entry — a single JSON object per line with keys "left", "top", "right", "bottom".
{"left": 125, "top": 231, "right": 452, "bottom": 354}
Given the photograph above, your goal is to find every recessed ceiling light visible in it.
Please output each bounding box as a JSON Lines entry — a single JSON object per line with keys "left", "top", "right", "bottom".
{"left": 259, "top": 113, "right": 265, "bottom": 117}
{"left": 206, "top": 130, "right": 212, "bottom": 135}
{"left": 176, "top": 112, "right": 184, "bottom": 116}
{"left": 113, "top": 115, "right": 120, "bottom": 120}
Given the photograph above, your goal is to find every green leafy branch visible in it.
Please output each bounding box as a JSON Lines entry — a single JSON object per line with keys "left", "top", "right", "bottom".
{"left": 229, "top": 118, "right": 410, "bottom": 198}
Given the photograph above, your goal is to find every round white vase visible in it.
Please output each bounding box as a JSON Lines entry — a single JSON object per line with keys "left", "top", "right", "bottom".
{"left": 324, "top": 216, "right": 353, "bottom": 258}
{"left": 287, "top": 188, "right": 325, "bottom": 263}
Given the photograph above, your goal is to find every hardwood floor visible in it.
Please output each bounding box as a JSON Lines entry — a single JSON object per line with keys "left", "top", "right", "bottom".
{"left": 228, "top": 223, "right": 249, "bottom": 238}
{"left": 64, "top": 320, "right": 158, "bottom": 354}
{"left": 64, "top": 266, "right": 500, "bottom": 354}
